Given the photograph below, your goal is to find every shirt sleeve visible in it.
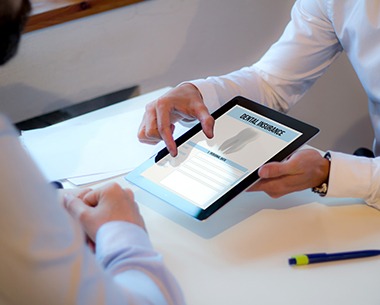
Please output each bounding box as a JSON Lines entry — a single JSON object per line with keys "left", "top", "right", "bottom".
{"left": 96, "top": 221, "right": 186, "bottom": 305}
{"left": 327, "top": 152, "right": 380, "bottom": 210}
{"left": 0, "top": 115, "right": 185, "bottom": 305}
{"left": 189, "top": 0, "right": 342, "bottom": 113}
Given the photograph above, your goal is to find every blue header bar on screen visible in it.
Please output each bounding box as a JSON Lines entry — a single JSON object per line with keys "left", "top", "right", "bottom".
{"left": 227, "top": 106, "right": 300, "bottom": 142}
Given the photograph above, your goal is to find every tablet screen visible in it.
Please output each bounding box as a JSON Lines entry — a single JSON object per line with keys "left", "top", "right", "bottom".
{"left": 126, "top": 96, "right": 319, "bottom": 220}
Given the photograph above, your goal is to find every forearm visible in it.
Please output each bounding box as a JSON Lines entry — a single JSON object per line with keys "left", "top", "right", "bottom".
{"left": 0, "top": 117, "right": 184, "bottom": 305}
{"left": 0, "top": 117, "right": 119, "bottom": 304}
{"left": 190, "top": 65, "right": 304, "bottom": 113}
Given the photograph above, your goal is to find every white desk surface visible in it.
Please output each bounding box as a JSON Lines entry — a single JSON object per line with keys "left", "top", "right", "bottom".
{"left": 63, "top": 88, "right": 380, "bottom": 305}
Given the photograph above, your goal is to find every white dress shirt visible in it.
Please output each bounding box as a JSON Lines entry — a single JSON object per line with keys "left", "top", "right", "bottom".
{"left": 189, "top": 0, "right": 380, "bottom": 209}
{"left": 0, "top": 115, "right": 185, "bottom": 305}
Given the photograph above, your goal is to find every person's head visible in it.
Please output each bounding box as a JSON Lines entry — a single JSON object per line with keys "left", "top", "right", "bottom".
{"left": 0, "top": 0, "right": 31, "bottom": 65}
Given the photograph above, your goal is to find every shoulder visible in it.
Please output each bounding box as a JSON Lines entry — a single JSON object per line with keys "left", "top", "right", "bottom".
{"left": 293, "top": 0, "right": 330, "bottom": 18}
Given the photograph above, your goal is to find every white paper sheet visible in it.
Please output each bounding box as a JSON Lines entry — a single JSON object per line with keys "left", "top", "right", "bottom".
{"left": 20, "top": 107, "right": 188, "bottom": 184}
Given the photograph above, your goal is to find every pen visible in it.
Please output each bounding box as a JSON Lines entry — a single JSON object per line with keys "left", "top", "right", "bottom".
{"left": 50, "top": 181, "right": 64, "bottom": 189}
{"left": 288, "top": 250, "right": 380, "bottom": 266}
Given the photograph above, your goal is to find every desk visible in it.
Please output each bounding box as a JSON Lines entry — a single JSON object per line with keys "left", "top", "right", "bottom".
{"left": 62, "top": 88, "right": 380, "bottom": 305}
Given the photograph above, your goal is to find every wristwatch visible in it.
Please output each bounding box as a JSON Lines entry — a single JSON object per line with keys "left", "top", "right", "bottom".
{"left": 311, "top": 152, "right": 331, "bottom": 197}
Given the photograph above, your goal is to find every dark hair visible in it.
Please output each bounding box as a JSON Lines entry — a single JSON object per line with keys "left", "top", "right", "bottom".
{"left": 0, "top": 0, "right": 31, "bottom": 65}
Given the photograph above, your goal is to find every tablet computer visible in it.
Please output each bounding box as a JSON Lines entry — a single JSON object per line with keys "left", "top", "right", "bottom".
{"left": 126, "top": 96, "right": 319, "bottom": 221}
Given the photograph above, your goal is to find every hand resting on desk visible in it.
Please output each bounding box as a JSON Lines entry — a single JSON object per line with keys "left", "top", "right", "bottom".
{"left": 63, "top": 183, "right": 146, "bottom": 242}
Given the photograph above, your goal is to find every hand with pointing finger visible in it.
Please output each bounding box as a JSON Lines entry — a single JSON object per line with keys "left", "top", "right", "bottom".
{"left": 138, "top": 83, "right": 215, "bottom": 157}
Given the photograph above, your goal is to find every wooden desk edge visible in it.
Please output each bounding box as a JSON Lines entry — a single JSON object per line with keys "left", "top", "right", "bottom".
{"left": 26, "top": 0, "right": 145, "bottom": 33}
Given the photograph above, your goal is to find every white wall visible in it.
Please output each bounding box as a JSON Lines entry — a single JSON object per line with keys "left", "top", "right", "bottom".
{"left": 0, "top": 0, "right": 373, "bottom": 153}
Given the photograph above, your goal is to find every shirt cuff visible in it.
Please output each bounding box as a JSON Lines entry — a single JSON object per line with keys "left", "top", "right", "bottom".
{"left": 327, "top": 151, "right": 372, "bottom": 201}
{"left": 95, "top": 221, "right": 153, "bottom": 266}
{"left": 182, "top": 79, "right": 223, "bottom": 113}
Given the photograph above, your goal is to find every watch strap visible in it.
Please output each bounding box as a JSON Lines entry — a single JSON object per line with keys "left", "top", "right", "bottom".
{"left": 311, "top": 152, "right": 331, "bottom": 197}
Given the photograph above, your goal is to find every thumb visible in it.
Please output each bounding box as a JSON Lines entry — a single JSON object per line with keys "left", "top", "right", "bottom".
{"left": 258, "top": 161, "right": 293, "bottom": 179}
{"left": 64, "top": 193, "right": 90, "bottom": 220}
